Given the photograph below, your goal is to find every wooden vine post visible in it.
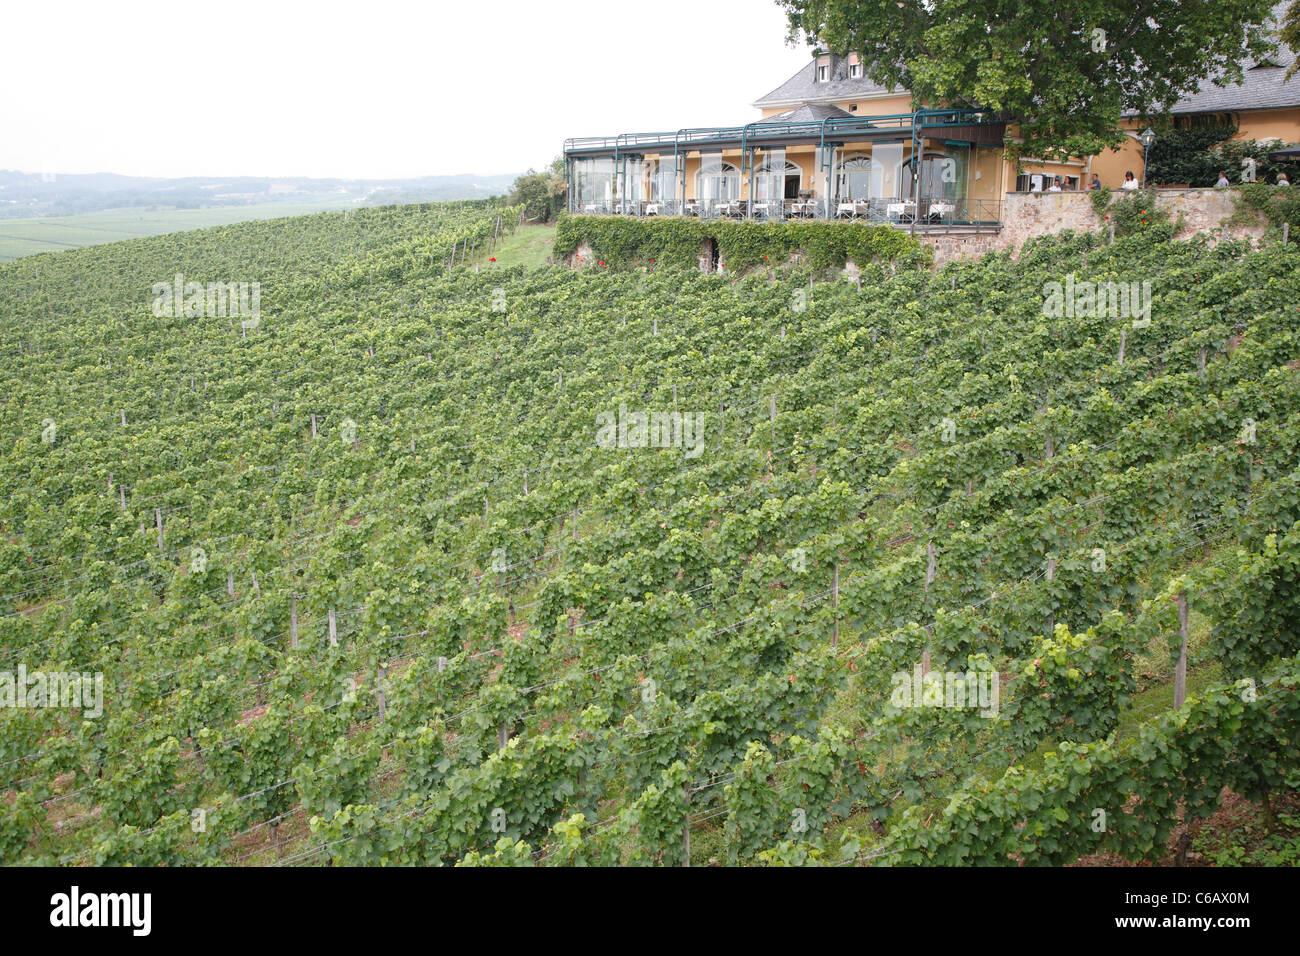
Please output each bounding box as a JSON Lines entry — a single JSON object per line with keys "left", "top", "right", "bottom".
{"left": 922, "top": 542, "right": 937, "bottom": 675}
{"left": 1174, "top": 591, "right": 1190, "bottom": 709}
{"left": 682, "top": 785, "right": 692, "bottom": 867}
{"left": 768, "top": 394, "right": 777, "bottom": 475}
{"left": 1045, "top": 557, "right": 1056, "bottom": 637}
{"left": 831, "top": 554, "right": 840, "bottom": 647}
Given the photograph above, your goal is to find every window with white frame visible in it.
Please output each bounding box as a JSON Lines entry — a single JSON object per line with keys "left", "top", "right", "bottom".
{"left": 817, "top": 65, "right": 829, "bottom": 82}
{"left": 837, "top": 155, "right": 884, "bottom": 200}
{"left": 849, "top": 62, "right": 862, "bottom": 79}
{"left": 754, "top": 158, "right": 803, "bottom": 201}
{"left": 695, "top": 161, "right": 740, "bottom": 201}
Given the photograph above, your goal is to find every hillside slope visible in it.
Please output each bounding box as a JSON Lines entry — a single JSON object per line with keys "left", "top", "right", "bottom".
{"left": 1, "top": 204, "right": 1298, "bottom": 866}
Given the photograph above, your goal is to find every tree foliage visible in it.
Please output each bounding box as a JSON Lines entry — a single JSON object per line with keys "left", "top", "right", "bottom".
{"left": 509, "top": 158, "right": 567, "bottom": 224}
{"left": 1283, "top": 0, "right": 1300, "bottom": 77}
{"left": 779, "top": 0, "right": 1279, "bottom": 159}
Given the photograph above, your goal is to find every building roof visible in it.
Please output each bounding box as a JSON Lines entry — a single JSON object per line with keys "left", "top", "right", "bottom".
{"left": 761, "top": 51, "right": 1300, "bottom": 117}
{"left": 757, "top": 102, "right": 856, "bottom": 124}
{"left": 1163, "top": 1, "right": 1299, "bottom": 114}
{"left": 1120, "top": 3, "right": 1297, "bottom": 117}
{"left": 764, "top": 5, "right": 1298, "bottom": 117}
{"left": 1159, "top": 47, "right": 1300, "bottom": 115}
{"left": 753, "top": 56, "right": 902, "bottom": 109}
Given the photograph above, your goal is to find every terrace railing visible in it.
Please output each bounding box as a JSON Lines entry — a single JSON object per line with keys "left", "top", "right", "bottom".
{"left": 563, "top": 109, "right": 999, "bottom": 156}
{"left": 573, "top": 197, "right": 1004, "bottom": 230}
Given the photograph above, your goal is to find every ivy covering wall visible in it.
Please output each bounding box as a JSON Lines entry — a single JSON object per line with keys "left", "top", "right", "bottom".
{"left": 1236, "top": 182, "right": 1300, "bottom": 232}
{"left": 1089, "top": 187, "right": 1178, "bottom": 240}
{"left": 1146, "top": 126, "right": 1297, "bottom": 187}
{"left": 554, "top": 215, "right": 929, "bottom": 272}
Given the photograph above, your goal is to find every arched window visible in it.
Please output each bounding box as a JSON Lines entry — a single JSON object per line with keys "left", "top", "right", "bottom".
{"left": 753, "top": 159, "right": 803, "bottom": 200}
{"left": 696, "top": 161, "right": 740, "bottom": 201}
{"left": 836, "top": 154, "right": 884, "bottom": 200}
{"left": 649, "top": 159, "right": 677, "bottom": 201}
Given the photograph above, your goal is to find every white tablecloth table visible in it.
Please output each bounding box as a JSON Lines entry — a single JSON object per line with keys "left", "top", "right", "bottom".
{"left": 888, "top": 201, "right": 956, "bottom": 219}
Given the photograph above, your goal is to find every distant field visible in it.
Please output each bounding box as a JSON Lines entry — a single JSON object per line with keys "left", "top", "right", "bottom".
{"left": 0, "top": 201, "right": 353, "bottom": 262}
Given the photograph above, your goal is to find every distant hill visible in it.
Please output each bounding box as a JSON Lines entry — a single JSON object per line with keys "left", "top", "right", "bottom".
{"left": 0, "top": 169, "right": 520, "bottom": 219}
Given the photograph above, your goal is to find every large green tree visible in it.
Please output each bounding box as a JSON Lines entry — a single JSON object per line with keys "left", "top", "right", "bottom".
{"left": 1284, "top": 1, "right": 1300, "bottom": 77}
{"left": 509, "top": 158, "right": 568, "bottom": 224}
{"left": 779, "top": 0, "right": 1279, "bottom": 159}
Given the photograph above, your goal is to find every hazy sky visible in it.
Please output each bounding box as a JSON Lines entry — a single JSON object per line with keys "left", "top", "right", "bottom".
{"left": 1, "top": 0, "right": 813, "bottom": 180}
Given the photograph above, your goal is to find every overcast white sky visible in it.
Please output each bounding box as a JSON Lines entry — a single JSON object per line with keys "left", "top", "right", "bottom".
{"left": 1, "top": 0, "right": 813, "bottom": 180}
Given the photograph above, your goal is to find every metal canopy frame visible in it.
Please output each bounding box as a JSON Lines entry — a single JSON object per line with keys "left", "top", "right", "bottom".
{"left": 564, "top": 109, "right": 999, "bottom": 156}
{"left": 564, "top": 109, "right": 1004, "bottom": 218}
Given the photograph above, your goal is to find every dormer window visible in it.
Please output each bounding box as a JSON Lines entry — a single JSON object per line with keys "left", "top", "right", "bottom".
{"left": 849, "top": 62, "right": 862, "bottom": 79}
{"left": 817, "top": 65, "right": 830, "bottom": 82}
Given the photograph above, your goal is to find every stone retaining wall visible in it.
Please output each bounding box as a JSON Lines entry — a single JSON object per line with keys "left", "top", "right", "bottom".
{"left": 917, "top": 188, "right": 1266, "bottom": 266}
{"left": 566, "top": 189, "right": 1268, "bottom": 271}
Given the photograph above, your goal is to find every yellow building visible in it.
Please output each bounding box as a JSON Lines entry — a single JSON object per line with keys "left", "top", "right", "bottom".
{"left": 565, "top": 99, "right": 1007, "bottom": 227}
{"left": 1094, "top": 44, "right": 1300, "bottom": 188}
{"left": 564, "top": 32, "right": 1298, "bottom": 225}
